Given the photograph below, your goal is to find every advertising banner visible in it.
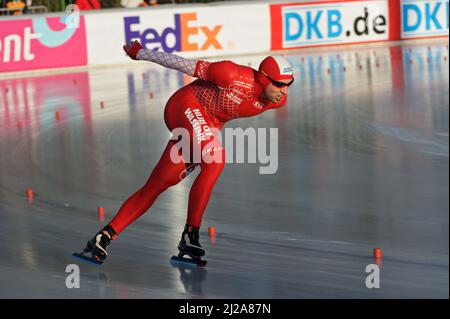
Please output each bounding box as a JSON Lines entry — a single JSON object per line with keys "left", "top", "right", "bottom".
{"left": 270, "top": 0, "right": 390, "bottom": 50}
{"left": 1, "top": 0, "right": 448, "bottom": 73}
{"left": 401, "top": 0, "right": 449, "bottom": 39}
{"left": 86, "top": 4, "right": 270, "bottom": 65}
{"left": 0, "top": 16, "right": 87, "bottom": 73}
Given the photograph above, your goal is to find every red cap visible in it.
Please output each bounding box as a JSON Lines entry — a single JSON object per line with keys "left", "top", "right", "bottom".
{"left": 256, "top": 55, "right": 294, "bottom": 87}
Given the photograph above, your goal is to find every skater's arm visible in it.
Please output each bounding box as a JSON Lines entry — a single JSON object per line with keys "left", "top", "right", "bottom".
{"left": 124, "top": 41, "right": 237, "bottom": 86}
{"left": 124, "top": 41, "right": 196, "bottom": 76}
{"left": 137, "top": 49, "right": 197, "bottom": 77}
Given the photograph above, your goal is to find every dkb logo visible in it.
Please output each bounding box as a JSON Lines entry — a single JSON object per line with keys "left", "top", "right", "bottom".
{"left": 402, "top": 0, "right": 449, "bottom": 36}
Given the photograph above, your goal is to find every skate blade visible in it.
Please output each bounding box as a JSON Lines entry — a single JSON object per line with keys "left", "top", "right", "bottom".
{"left": 72, "top": 253, "right": 103, "bottom": 266}
{"left": 170, "top": 256, "right": 207, "bottom": 267}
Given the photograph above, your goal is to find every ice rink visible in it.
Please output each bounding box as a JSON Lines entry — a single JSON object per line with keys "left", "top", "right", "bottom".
{"left": 0, "top": 38, "right": 448, "bottom": 298}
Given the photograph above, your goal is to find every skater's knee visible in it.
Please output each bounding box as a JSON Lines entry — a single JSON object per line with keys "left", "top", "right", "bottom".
{"left": 200, "top": 162, "right": 224, "bottom": 177}
{"left": 147, "top": 170, "right": 181, "bottom": 191}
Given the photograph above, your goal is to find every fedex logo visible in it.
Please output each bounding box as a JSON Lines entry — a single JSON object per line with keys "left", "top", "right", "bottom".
{"left": 124, "top": 13, "right": 223, "bottom": 53}
{"left": 402, "top": 0, "right": 449, "bottom": 36}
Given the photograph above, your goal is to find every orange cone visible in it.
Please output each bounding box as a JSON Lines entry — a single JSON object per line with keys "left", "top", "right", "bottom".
{"left": 373, "top": 247, "right": 382, "bottom": 259}
{"left": 26, "top": 188, "right": 33, "bottom": 199}
{"left": 208, "top": 226, "right": 216, "bottom": 236}
{"left": 98, "top": 207, "right": 105, "bottom": 221}
{"left": 55, "top": 111, "right": 61, "bottom": 121}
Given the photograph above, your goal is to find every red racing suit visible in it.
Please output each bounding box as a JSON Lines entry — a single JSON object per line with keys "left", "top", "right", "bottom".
{"left": 109, "top": 58, "right": 287, "bottom": 233}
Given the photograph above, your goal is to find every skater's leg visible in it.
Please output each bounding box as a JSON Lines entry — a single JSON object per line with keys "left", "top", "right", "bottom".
{"left": 186, "top": 135, "right": 225, "bottom": 228}
{"left": 176, "top": 132, "right": 225, "bottom": 260}
{"left": 186, "top": 161, "right": 224, "bottom": 228}
{"left": 174, "top": 159, "right": 224, "bottom": 263}
{"left": 109, "top": 139, "right": 192, "bottom": 234}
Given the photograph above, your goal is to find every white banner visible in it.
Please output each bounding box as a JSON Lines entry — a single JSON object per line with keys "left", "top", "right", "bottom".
{"left": 85, "top": 4, "right": 270, "bottom": 65}
{"left": 272, "top": 0, "right": 390, "bottom": 50}
{"left": 401, "top": 0, "right": 449, "bottom": 38}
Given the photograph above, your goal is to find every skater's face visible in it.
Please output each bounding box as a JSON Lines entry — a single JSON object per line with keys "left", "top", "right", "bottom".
{"left": 263, "top": 78, "right": 293, "bottom": 103}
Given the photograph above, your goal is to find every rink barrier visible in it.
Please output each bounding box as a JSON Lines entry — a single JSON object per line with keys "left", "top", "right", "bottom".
{"left": 270, "top": 0, "right": 449, "bottom": 50}
{"left": 0, "top": 0, "right": 448, "bottom": 73}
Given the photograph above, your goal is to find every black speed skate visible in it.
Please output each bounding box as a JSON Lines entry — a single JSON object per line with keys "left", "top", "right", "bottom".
{"left": 72, "top": 225, "right": 117, "bottom": 266}
{"left": 170, "top": 225, "right": 207, "bottom": 267}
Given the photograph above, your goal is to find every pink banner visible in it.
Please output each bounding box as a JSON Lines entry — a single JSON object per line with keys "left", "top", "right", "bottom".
{"left": 0, "top": 16, "right": 87, "bottom": 73}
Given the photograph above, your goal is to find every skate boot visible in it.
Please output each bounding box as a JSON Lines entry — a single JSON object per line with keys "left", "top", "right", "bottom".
{"left": 72, "top": 225, "right": 117, "bottom": 266}
{"left": 170, "top": 224, "right": 207, "bottom": 267}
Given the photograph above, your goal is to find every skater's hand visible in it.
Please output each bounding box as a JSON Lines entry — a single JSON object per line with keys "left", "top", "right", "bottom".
{"left": 123, "top": 40, "right": 143, "bottom": 60}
